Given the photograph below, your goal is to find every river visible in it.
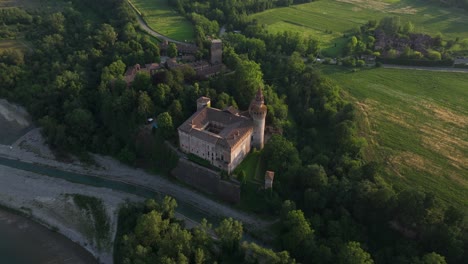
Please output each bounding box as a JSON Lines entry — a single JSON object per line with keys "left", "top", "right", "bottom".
{"left": 0, "top": 99, "right": 97, "bottom": 263}
{"left": 0, "top": 208, "right": 97, "bottom": 264}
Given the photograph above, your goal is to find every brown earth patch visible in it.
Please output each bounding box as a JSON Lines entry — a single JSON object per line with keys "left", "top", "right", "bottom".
{"left": 419, "top": 125, "right": 468, "bottom": 184}
{"left": 337, "top": 0, "right": 389, "bottom": 11}
{"left": 420, "top": 102, "right": 468, "bottom": 128}
{"left": 389, "top": 6, "right": 418, "bottom": 15}
{"left": 380, "top": 110, "right": 413, "bottom": 128}
{"left": 388, "top": 151, "right": 441, "bottom": 176}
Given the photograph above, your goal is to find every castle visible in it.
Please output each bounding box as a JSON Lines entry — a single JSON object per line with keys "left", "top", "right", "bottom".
{"left": 178, "top": 89, "right": 267, "bottom": 173}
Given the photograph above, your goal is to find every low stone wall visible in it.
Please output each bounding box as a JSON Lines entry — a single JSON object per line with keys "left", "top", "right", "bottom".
{"left": 171, "top": 158, "right": 240, "bottom": 203}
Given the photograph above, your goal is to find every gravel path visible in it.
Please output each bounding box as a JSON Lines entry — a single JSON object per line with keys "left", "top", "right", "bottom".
{"left": 0, "top": 129, "right": 271, "bottom": 231}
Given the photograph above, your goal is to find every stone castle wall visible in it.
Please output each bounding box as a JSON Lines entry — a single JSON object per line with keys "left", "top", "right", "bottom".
{"left": 171, "top": 158, "right": 240, "bottom": 203}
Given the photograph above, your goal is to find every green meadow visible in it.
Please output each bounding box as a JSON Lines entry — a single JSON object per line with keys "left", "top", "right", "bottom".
{"left": 252, "top": 0, "right": 468, "bottom": 56}
{"left": 323, "top": 66, "right": 468, "bottom": 209}
{"left": 130, "top": 0, "right": 194, "bottom": 41}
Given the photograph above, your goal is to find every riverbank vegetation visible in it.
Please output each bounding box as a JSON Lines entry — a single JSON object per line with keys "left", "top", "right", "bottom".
{"left": 72, "top": 194, "right": 111, "bottom": 250}
{"left": 115, "top": 197, "right": 295, "bottom": 264}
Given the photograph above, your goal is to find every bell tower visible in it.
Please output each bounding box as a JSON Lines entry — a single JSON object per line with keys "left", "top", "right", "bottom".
{"left": 249, "top": 88, "right": 267, "bottom": 150}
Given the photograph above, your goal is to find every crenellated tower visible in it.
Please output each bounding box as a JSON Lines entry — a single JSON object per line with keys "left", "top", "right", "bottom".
{"left": 249, "top": 88, "right": 267, "bottom": 150}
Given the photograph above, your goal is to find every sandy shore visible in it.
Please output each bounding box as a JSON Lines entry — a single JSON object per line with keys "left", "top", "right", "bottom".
{"left": 0, "top": 164, "right": 142, "bottom": 264}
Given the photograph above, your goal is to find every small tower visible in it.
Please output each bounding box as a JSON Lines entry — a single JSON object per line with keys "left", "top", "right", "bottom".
{"left": 197, "top": 96, "right": 211, "bottom": 111}
{"left": 249, "top": 88, "right": 267, "bottom": 150}
{"left": 210, "top": 39, "right": 222, "bottom": 65}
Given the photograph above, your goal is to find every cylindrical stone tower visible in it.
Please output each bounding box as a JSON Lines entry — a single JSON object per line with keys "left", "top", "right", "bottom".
{"left": 249, "top": 88, "right": 267, "bottom": 150}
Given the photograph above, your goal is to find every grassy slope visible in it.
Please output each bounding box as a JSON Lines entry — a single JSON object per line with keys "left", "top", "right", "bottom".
{"left": 323, "top": 66, "right": 468, "bottom": 208}
{"left": 130, "top": 0, "right": 194, "bottom": 41}
{"left": 251, "top": 0, "right": 468, "bottom": 56}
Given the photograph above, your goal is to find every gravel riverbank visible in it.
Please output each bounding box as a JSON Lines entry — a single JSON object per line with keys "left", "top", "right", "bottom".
{"left": 0, "top": 164, "right": 143, "bottom": 264}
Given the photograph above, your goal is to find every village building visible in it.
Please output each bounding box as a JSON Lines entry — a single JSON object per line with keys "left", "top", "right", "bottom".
{"left": 124, "top": 63, "right": 162, "bottom": 85}
{"left": 178, "top": 89, "right": 267, "bottom": 173}
{"left": 124, "top": 39, "right": 225, "bottom": 85}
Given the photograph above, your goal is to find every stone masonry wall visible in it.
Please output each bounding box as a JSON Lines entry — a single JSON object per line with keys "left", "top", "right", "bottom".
{"left": 171, "top": 158, "right": 240, "bottom": 203}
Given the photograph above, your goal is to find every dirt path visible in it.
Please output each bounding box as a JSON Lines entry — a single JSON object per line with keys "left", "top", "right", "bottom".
{"left": 383, "top": 64, "right": 468, "bottom": 73}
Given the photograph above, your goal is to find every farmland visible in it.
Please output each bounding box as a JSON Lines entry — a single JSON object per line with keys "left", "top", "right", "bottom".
{"left": 251, "top": 0, "right": 468, "bottom": 56}
{"left": 130, "top": 0, "right": 194, "bottom": 42}
{"left": 323, "top": 66, "right": 468, "bottom": 209}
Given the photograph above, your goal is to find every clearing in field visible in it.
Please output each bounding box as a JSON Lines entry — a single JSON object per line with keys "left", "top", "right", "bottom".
{"left": 130, "top": 0, "right": 194, "bottom": 42}
{"left": 323, "top": 66, "right": 468, "bottom": 209}
{"left": 252, "top": 0, "right": 468, "bottom": 57}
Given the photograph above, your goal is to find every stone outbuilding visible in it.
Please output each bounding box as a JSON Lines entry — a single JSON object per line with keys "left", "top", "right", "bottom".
{"left": 265, "top": 171, "right": 274, "bottom": 189}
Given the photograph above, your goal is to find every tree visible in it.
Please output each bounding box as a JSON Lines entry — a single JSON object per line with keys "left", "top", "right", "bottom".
{"left": 419, "top": 252, "right": 447, "bottom": 264}
{"left": 242, "top": 242, "right": 296, "bottom": 264}
{"left": 157, "top": 112, "right": 174, "bottom": 139}
{"left": 378, "top": 16, "right": 401, "bottom": 34}
{"left": 137, "top": 91, "right": 154, "bottom": 121}
{"left": 231, "top": 59, "right": 264, "bottom": 109}
{"left": 168, "top": 43, "right": 178, "bottom": 58}
{"left": 402, "top": 21, "right": 415, "bottom": 34}
{"left": 338, "top": 241, "right": 374, "bottom": 264}
{"left": 215, "top": 217, "right": 243, "bottom": 253}
{"left": 95, "top": 23, "right": 117, "bottom": 49}
{"left": 263, "top": 135, "right": 301, "bottom": 174}
{"left": 281, "top": 210, "right": 314, "bottom": 253}
{"left": 66, "top": 108, "right": 95, "bottom": 146}
{"left": 160, "top": 196, "right": 177, "bottom": 219}
{"left": 134, "top": 210, "right": 170, "bottom": 246}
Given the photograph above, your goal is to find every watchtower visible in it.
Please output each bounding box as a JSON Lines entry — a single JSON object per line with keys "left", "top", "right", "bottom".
{"left": 210, "top": 39, "right": 222, "bottom": 65}
{"left": 249, "top": 88, "right": 267, "bottom": 150}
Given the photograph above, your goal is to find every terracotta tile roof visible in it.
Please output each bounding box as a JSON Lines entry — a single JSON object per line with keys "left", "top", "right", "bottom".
{"left": 178, "top": 107, "right": 253, "bottom": 149}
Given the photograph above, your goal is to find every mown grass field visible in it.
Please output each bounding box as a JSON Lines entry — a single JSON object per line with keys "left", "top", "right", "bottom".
{"left": 130, "top": 0, "right": 194, "bottom": 41}
{"left": 322, "top": 66, "right": 468, "bottom": 209}
{"left": 252, "top": 0, "right": 468, "bottom": 56}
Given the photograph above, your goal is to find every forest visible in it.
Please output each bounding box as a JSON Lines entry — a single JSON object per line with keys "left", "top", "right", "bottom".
{"left": 0, "top": 0, "right": 466, "bottom": 263}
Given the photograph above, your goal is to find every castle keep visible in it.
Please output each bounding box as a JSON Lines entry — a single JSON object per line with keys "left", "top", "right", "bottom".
{"left": 178, "top": 89, "right": 267, "bottom": 173}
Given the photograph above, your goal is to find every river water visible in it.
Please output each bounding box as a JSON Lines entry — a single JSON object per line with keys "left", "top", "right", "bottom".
{"left": 0, "top": 99, "right": 97, "bottom": 263}
{"left": 0, "top": 208, "right": 97, "bottom": 264}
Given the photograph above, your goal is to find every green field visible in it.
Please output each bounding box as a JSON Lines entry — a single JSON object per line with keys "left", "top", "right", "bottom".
{"left": 130, "top": 0, "right": 194, "bottom": 41}
{"left": 252, "top": 0, "right": 468, "bottom": 56}
{"left": 323, "top": 66, "right": 468, "bottom": 208}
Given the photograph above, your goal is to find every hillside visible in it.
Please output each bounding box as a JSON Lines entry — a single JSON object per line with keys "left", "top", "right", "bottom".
{"left": 324, "top": 66, "right": 468, "bottom": 209}
{"left": 251, "top": 0, "right": 468, "bottom": 56}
